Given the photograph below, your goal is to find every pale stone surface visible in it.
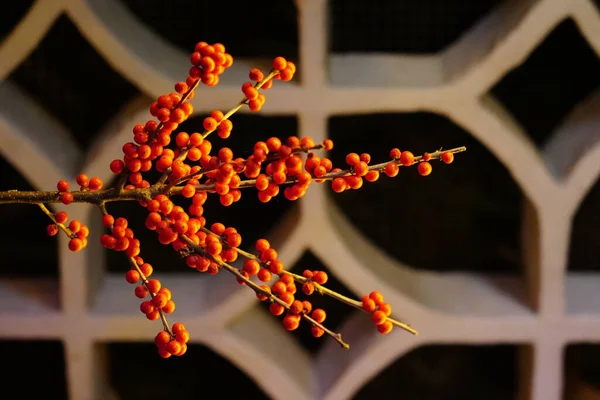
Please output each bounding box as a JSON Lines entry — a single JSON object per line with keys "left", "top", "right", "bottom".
{"left": 0, "top": 0, "right": 599, "bottom": 399}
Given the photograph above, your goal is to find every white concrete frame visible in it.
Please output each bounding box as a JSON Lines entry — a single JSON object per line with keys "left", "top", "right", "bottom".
{"left": 1, "top": 0, "right": 600, "bottom": 399}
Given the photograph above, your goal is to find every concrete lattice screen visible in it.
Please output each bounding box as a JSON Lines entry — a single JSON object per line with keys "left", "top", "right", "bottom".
{"left": 0, "top": 0, "right": 599, "bottom": 399}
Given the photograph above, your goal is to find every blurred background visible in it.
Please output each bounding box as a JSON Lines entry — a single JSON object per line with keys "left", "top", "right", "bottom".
{"left": 0, "top": 0, "right": 599, "bottom": 399}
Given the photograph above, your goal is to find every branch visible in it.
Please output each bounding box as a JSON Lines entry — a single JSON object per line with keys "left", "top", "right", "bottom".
{"left": 116, "top": 78, "right": 202, "bottom": 191}
{"left": 156, "top": 70, "right": 281, "bottom": 185}
{"left": 177, "top": 233, "right": 350, "bottom": 349}
{"left": 0, "top": 146, "right": 466, "bottom": 205}
{"left": 38, "top": 203, "right": 76, "bottom": 239}
{"left": 0, "top": 187, "right": 150, "bottom": 205}
{"left": 98, "top": 203, "right": 173, "bottom": 337}
{"left": 200, "top": 227, "right": 418, "bottom": 336}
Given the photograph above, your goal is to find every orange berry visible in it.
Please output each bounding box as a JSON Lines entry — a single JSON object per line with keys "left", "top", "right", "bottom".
{"left": 210, "top": 222, "right": 226, "bottom": 235}
{"left": 174, "top": 81, "right": 188, "bottom": 94}
{"left": 175, "top": 330, "right": 190, "bottom": 344}
{"left": 147, "top": 279, "right": 161, "bottom": 294}
{"left": 140, "top": 301, "right": 154, "bottom": 314}
{"left": 158, "top": 347, "right": 172, "bottom": 358}
{"left": 155, "top": 331, "right": 171, "bottom": 346}
{"left": 262, "top": 79, "right": 273, "bottom": 89}
{"left": 76, "top": 174, "right": 89, "bottom": 187}
{"left": 372, "top": 310, "right": 387, "bottom": 325}
{"left": 255, "top": 174, "right": 269, "bottom": 191}
{"left": 272, "top": 56, "right": 287, "bottom": 71}
{"left": 172, "top": 322, "right": 186, "bottom": 334}
{"left": 227, "top": 232, "right": 242, "bottom": 247}
{"left": 203, "top": 117, "right": 217, "bottom": 131}
{"left": 313, "top": 271, "right": 328, "bottom": 285}
{"left": 255, "top": 239, "right": 270, "bottom": 252}
{"left": 290, "top": 300, "right": 304, "bottom": 315}
{"left": 140, "top": 263, "right": 153, "bottom": 277}
{"left": 243, "top": 259, "right": 260, "bottom": 276}
{"left": 261, "top": 248, "right": 278, "bottom": 262}
{"left": 125, "top": 269, "right": 140, "bottom": 284}
{"left": 162, "top": 300, "right": 176, "bottom": 313}
{"left": 175, "top": 343, "right": 188, "bottom": 356}
{"left": 331, "top": 177, "right": 346, "bottom": 193}
{"left": 89, "top": 177, "right": 103, "bottom": 190}
{"left": 369, "top": 291, "right": 384, "bottom": 305}
{"left": 269, "top": 303, "right": 285, "bottom": 316}
{"left": 68, "top": 238, "right": 84, "bottom": 252}
{"left": 258, "top": 268, "right": 272, "bottom": 282}
{"left": 399, "top": 151, "right": 415, "bottom": 166}
{"left": 302, "top": 301, "right": 312, "bottom": 314}
{"left": 256, "top": 285, "right": 271, "bottom": 301}
{"left": 311, "top": 326, "right": 325, "bottom": 338}
{"left": 166, "top": 340, "right": 181, "bottom": 355}
{"left": 210, "top": 110, "right": 224, "bottom": 122}
{"left": 135, "top": 285, "right": 148, "bottom": 298}
{"left": 61, "top": 192, "right": 73, "bottom": 205}
{"left": 248, "top": 99, "right": 262, "bottom": 112}
{"left": 158, "top": 287, "right": 172, "bottom": 301}
{"left": 345, "top": 153, "right": 360, "bottom": 166}
{"left": 249, "top": 68, "right": 264, "bottom": 81}
{"left": 269, "top": 259, "right": 284, "bottom": 274}
{"left": 272, "top": 281, "right": 287, "bottom": 296}
{"left": 441, "top": 151, "right": 454, "bottom": 164}
{"left": 384, "top": 162, "right": 399, "bottom": 178}
{"left": 181, "top": 184, "right": 195, "bottom": 198}
{"left": 311, "top": 309, "right": 326, "bottom": 323}
{"left": 365, "top": 170, "right": 380, "bottom": 182}
{"left": 418, "top": 161, "right": 432, "bottom": 176}
{"left": 279, "top": 69, "right": 293, "bottom": 81}
{"left": 280, "top": 274, "right": 294, "bottom": 285}
{"left": 217, "top": 119, "right": 233, "bottom": 138}
{"left": 152, "top": 293, "right": 168, "bottom": 309}
{"left": 68, "top": 220, "right": 81, "bottom": 233}
{"left": 283, "top": 314, "right": 300, "bottom": 331}
{"left": 378, "top": 303, "right": 392, "bottom": 316}
{"left": 56, "top": 211, "right": 68, "bottom": 224}
{"left": 353, "top": 161, "right": 369, "bottom": 177}
{"left": 279, "top": 292, "right": 294, "bottom": 305}
{"left": 302, "top": 282, "right": 315, "bottom": 295}
{"left": 47, "top": 224, "right": 59, "bottom": 236}
{"left": 57, "top": 180, "right": 69, "bottom": 192}
{"left": 361, "top": 297, "right": 376, "bottom": 313}
{"left": 377, "top": 321, "right": 393, "bottom": 334}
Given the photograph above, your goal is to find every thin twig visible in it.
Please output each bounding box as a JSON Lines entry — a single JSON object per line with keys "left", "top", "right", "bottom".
{"left": 176, "top": 233, "right": 349, "bottom": 349}
{"left": 199, "top": 227, "right": 418, "bottom": 335}
{"left": 37, "top": 203, "right": 76, "bottom": 238}
{"left": 116, "top": 78, "right": 201, "bottom": 190}
{"left": 156, "top": 70, "right": 281, "bottom": 185}
{"left": 98, "top": 202, "right": 173, "bottom": 337}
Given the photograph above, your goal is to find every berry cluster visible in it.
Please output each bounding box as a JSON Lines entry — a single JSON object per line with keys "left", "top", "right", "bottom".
{"left": 155, "top": 322, "right": 189, "bottom": 358}
{"left": 8, "top": 39, "right": 469, "bottom": 356}
{"left": 362, "top": 291, "right": 394, "bottom": 334}
{"left": 267, "top": 268, "right": 329, "bottom": 337}
{"left": 45, "top": 209, "right": 90, "bottom": 252}
{"left": 100, "top": 214, "right": 140, "bottom": 256}
{"left": 57, "top": 175, "right": 103, "bottom": 206}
